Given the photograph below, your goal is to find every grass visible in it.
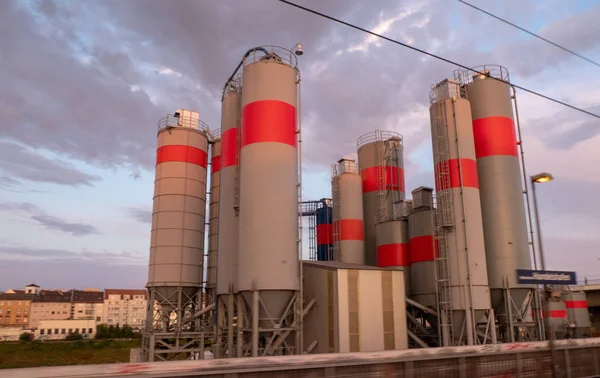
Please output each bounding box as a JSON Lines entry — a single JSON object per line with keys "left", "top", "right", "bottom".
{"left": 0, "top": 339, "right": 141, "bottom": 369}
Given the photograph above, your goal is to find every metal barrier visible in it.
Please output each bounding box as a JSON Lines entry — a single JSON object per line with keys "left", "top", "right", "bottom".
{"left": 3, "top": 338, "right": 600, "bottom": 378}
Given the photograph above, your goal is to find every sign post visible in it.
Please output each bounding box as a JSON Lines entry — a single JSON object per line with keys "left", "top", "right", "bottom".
{"left": 516, "top": 270, "right": 577, "bottom": 286}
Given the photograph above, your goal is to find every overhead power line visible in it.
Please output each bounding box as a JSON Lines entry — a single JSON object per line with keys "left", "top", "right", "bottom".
{"left": 277, "top": 0, "right": 600, "bottom": 120}
{"left": 458, "top": 0, "right": 600, "bottom": 69}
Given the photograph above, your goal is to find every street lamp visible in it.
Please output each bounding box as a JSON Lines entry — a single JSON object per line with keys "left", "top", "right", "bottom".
{"left": 531, "top": 172, "right": 558, "bottom": 377}
{"left": 531, "top": 172, "right": 554, "bottom": 270}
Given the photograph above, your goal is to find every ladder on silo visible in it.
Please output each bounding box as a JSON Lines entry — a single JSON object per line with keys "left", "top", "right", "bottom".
{"left": 432, "top": 100, "right": 455, "bottom": 346}
{"left": 233, "top": 86, "right": 242, "bottom": 216}
{"left": 332, "top": 167, "right": 342, "bottom": 262}
{"left": 376, "top": 141, "right": 387, "bottom": 224}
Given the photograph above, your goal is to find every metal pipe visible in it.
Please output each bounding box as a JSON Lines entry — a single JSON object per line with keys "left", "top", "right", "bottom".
{"left": 236, "top": 294, "right": 243, "bottom": 357}
{"left": 252, "top": 291, "right": 260, "bottom": 357}
{"left": 227, "top": 294, "right": 234, "bottom": 358}
{"left": 296, "top": 66, "right": 304, "bottom": 355}
{"left": 406, "top": 297, "right": 438, "bottom": 317}
{"left": 222, "top": 47, "right": 269, "bottom": 100}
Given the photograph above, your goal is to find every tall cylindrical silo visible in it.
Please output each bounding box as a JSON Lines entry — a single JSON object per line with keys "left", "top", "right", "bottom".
{"left": 316, "top": 204, "right": 333, "bottom": 261}
{"left": 238, "top": 48, "right": 300, "bottom": 324}
{"left": 563, "top": 292, "right": 591, "bottom": 338}
{"left": 408, "top": 187, "right": 437, "bottom": 308}
{"left": 463, "top": 66, "right": 533, "bottom": 327}
{"left": 148, "top": 109, "right": 208, "bottom": 310}
{"left": 332, "top": 158, "right": 364, "bottom": 265}
{"left": 375, "top": 219, "right": 410, "bottom": 293}
{"left": 216, "top": 85, "right": 241, "bottom": 297}
{"left": 430, "top": 79, "right": 492, "bottom": 345}
{"left": 357, "top": 131, "right": 405, "bottom": 266}
{"left": 206, "top": 137, "right": 221, "bottom": 300}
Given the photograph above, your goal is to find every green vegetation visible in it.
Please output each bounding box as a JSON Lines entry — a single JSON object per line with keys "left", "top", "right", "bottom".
{"left": 95, "top": 324, "right": 139, "bottom": 339}
{"left": 18, "top": 333, "right": 33, "bottom": 343}
{"left": 0, "top": 339, "right": 140, "bottom": 369}
{"left": 65, "top": 330, "right": 83, "bottom": 341}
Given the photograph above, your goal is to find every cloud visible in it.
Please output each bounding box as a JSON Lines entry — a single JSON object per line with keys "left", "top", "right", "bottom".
{"left": 0, "top": 202, "right": 100, "bottom": 236}
{"left": 0, "top": 245, "right": 140, "bottom": 263}
{"left": 528, "top": 105, "right": 600, "bottom": 150}
{"left": 126, "top": 207, "right": 152, "bottom": 224}
{"left": 0, "top": 141, "right": 101, "bottom": 187}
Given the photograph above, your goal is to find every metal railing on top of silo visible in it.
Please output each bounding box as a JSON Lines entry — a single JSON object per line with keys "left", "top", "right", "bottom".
{"left": 454, "top": 64, "right": 510, "bottom": 86}
{"left": 157, "top": 115, "right": 210, "bottom": 133}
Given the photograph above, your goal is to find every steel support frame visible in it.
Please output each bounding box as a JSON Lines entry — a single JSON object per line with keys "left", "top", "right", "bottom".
{"left": 236, "top": 290, "right": 301, "bottom": 357}
{"left": 215, "top": 292, "right": 237, "bottom": 358}
{"left": 142, "top": 287, "right": 213, "bottom": 362}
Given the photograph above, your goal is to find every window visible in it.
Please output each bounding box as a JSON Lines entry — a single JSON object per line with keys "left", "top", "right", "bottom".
{"left": 47, "top": 329, "right": 51, "bottom": 335}
{"left": 61, "top": 329, "right": 66, "bottom": 334}
{"left": 16, "top": 319, "right": 20, "bottom": 324}
{"left": 68, "top": 328, "right": 72, "bottom": 334}
{"left": 24, "top": 317, "right": 28, "bottom": 322}
{"left": 7, "top": 301, "right": 11, "bottom": 306}
{"left": 54, "top": 329, "right": 58, "bottom": 334}
{"left": 88, "top": 328, "right": 93, "bottom": 334}
{"left": 40, "top": 329, "right": 45, "bottom": 335}
{"left": 51, "top": 311, "right": 55, "bottom": 315}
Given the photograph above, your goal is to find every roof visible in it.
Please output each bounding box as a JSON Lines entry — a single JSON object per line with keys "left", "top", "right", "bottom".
{"left": 26, "top": 284, "right": 40, "bottom": 288}
{"left": 0, "top": 292, "right": 35, "bottom": 301}
{"left": 104, "top": 289, "right": 147, "bottom": 300}
{"left": 71, "top": 290, "right": 103, "bottom": 303}
{"left": 32, "top": 290, "right": 71, "bottom": 303}
{"left": 302, "top": 260, "right": 407, "bottom": 271}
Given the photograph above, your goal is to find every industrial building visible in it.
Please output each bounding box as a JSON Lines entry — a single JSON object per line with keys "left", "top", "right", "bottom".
{"left": 140, "top": 45, "right": 594, "bottom": 364}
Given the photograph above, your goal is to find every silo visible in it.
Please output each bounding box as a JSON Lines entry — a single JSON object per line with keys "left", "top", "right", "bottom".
{"left": 357, "top": 131, "right": 405, "bottom": 266}
{"left": 316, "top": 204, "right": 333, "bottom": 261}
{"left": 206, "top": 136, "right": 220, "bottom": 303}
{"left": 215, "top": 79, "right": 241, "bottom": 359}
{"left": 375, "top": 219, "right": 410, "bottom": 293}
{"left": 237, "top": 47, "right": 300, "bottom": 347}
{"left": 429, "top": 79, "right": 492, "bottom": 346}
{"left": 408, "top": 187, "right": 437, "bottom": 308}
{"left": 462, "top": 66, "right": 533, "bottom": 336}
{"left": 545, "top": 299, "right": 568, "bottom": 339}
{"left": 216, "top": 83, "right": 241, "bottom": 298}
{"left": 563, "top": 292, "right": 591, "bottom": 338}
{"left": 144, "top": 109, "right": 208, "bottom": 361}
{"left": 332, "top": 159, "right": 365, "bottom": 265}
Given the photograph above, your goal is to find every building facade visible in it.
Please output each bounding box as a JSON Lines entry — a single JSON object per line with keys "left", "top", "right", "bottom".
{"left": 0, "top": 292, "right": 34, "bottom": 328}
{"left": 35, "top": 319, "right": 96, "bottom": 340}
{"left": 103, "top": 289, "right": 147, "bottom": 329}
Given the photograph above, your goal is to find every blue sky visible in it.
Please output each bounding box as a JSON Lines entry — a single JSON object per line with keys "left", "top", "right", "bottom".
{"left": 0, "top": 0, "right": 599, "bottom": 290}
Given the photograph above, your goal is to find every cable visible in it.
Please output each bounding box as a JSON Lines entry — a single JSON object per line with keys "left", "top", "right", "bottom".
{"left": 458, "top": 0, "right": 600, "bottom": 69}
{"left": 277, "top": 0, "right": 600, "bottom": 120}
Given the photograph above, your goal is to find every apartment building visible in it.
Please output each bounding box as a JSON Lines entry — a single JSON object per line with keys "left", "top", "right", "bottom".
{"left": 0, "top": 292, "right": 34, "bottom": 327}
{"left": 29, "top": 291, "right": 72, "bottom": 328}
{"left": 35, "top": 319, "right": 96, "bottom": 340}
{"left": 71, "top": 290, "right": 103, "bottom": 323}
{"left": 103, "top": 289, "right": 147, "bottom": 329}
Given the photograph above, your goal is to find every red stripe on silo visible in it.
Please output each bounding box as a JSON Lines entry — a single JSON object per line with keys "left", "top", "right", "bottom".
{"left": 334, "top": 219, "right": 364, "bottom": 241}
{"left": 542, "top": 310, "right": 567, "bottom": 319}
{"left": 472, "top": 116, "right": 518, "bottom": 158}
{"left": 565, "top": 300, "right": 588, "bottom": 309}
{"left": 241, "top": 100, "right": 297, "bottom": 147}
{"left": 156, "top": 145, "right": 207, "bottom": 168}
{"left": 361, "top": 166, "right": 405, "bottom": 193}
{"left": 434, "top": 158, "right": 479, "bottom": 191}
{"left": 211, "top": 155, "right": 221, "bottom": 174}
{"left": 221, "top": 128, "right": 238, "bottom": 168}
{"left": 377, "top": 243, "right": 409, "bottom": 267}
{"left": 409, "top": 235, "right": 439, "bottom": 263}
{"left": 317, "top": 224, "right": 333, "bottom": 245}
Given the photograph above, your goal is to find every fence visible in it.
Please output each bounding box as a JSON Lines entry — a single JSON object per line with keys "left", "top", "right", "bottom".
{"left": 4, "top": 338, "right": 600, "bottom": 378}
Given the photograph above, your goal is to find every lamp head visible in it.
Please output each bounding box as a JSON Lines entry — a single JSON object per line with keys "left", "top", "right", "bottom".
{"left": 532, "top": 172, "right": 554, "bottom": 183}
{"left": 293, "top": 43, "right": 303, "bottom": 56}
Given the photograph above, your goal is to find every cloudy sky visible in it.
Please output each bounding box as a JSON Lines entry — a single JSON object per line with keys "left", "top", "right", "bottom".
{"left": 0, "top": 0, "right": 599, "bottom": 291}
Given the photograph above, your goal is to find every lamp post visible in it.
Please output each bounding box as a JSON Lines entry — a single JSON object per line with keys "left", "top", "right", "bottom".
{"left": 531, "top": 172, "right": 556, "bottom": 377}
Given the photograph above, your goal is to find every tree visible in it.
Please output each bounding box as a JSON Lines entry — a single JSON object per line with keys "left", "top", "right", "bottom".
{"left": 65, "top": 330, "right": 82, "bottom": 341}
{"left": 19, "top": 332, "right": 33, "bottom": 342}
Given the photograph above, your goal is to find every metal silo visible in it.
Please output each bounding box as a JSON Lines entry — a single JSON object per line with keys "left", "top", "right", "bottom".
{"left": 563, "top": 292, "right": 591, "bottom": 338}
{"left": 429, "top": 79, "right": 493, "bottom": 346}
{"left": 206, "top": 136, "right": 220, "bottom": 305}
{"left": 357, "top": 131, "right": 405, "bottom": 266}
{"left": 460, "top": 66, "right": 534, "bottom": 341}
{"left": 408, "top": 187, "right": 437, "bottom": 308}
{"left": 316, "top": 203, "right": 333, "bottom": 261}
{"left": 215, "top": 79, "right": 241, "bottom": 358}
{"left": 143, "top": 109, "right": 209, "bottom": 362}
{"left": 332, "top": 158, "right": 365, "bottom": 265}
{"left": 375, "top": 217, "right": 410, "bottom": 293}
{"left": 238, "top": 46, "right": 301, "bottom": 357}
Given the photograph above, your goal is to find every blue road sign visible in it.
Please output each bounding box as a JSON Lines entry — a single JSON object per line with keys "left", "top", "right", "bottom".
{"left": 516, "top": 269, "right": 577, "bottom": 285}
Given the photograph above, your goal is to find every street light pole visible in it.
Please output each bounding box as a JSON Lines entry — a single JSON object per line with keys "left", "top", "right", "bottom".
{"left": 531, "top": 172, "right": 557, "bottom": 378}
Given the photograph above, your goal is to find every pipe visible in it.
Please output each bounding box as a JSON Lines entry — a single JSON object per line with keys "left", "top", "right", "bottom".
{"left": 222, "top": 47, "right": 270, "bottom": 100}
{"left": 182, "top": 303, "right": 215, "bottom": 324}
{"left": 252, "top": 291, "right": 260, "bottom": 357}
{"left": 296, "top": 65, "right": 304, "bottom": 355}
{"left": 406, "top": 297, "right": 438, "bottom": 317}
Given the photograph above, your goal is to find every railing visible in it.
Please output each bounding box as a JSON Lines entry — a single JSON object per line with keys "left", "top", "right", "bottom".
{"left": 242, "top": 45, "right": 299, "bottom": 70}
{"left": 454, "top": 64, "right": 511, "bottom": 86}
{"left": 356, "top": 130, "right": 402, "bottom": 150}
{"left": 429, "top": 79, "right": 467, "bottom": 104}
{"left": 332, "top": 160, "right": 359, "bottom": 177}
{"left": 157, "top": 115, "right": 209, "bottom": 133}
{"left": 6, "top": 338, "right": 600, "bottom": 378}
